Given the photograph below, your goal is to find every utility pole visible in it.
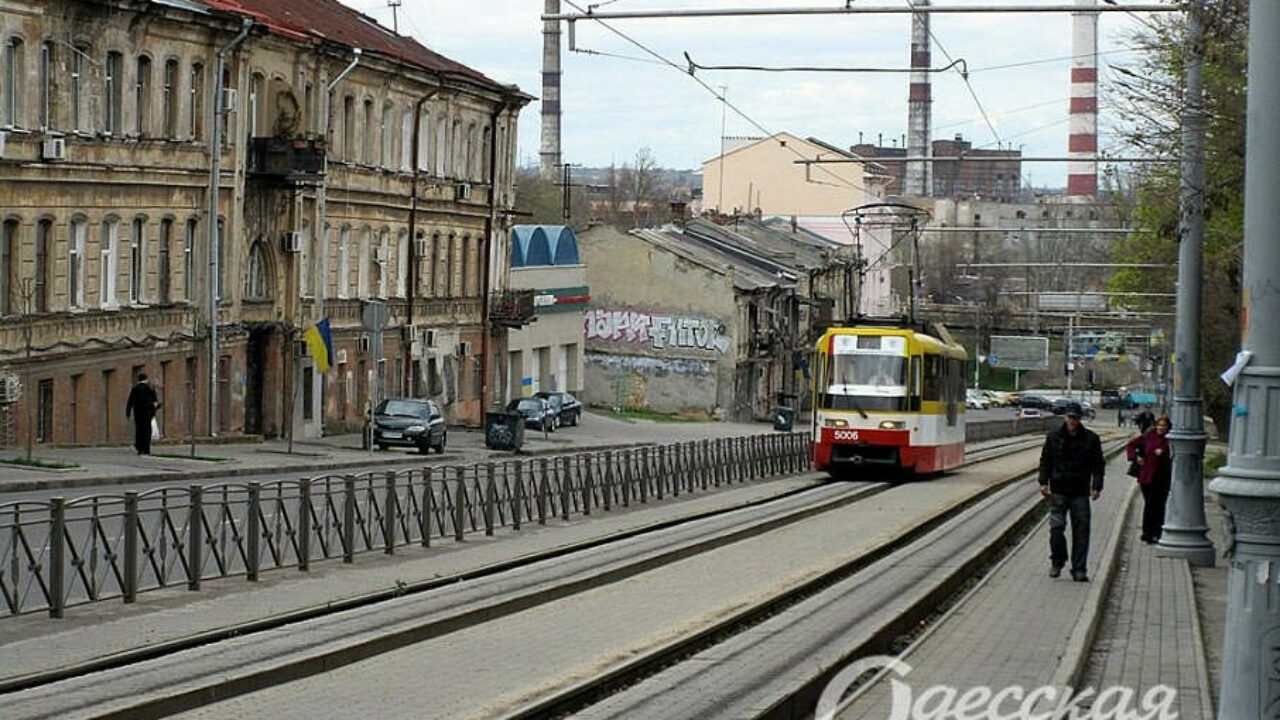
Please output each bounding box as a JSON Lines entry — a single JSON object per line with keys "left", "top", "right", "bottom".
{"left": 1210, "top": 0, "right": 1280, "bottom": 715}
{"left": 555, "top": 162, "right": 582, "bottom": 223}
{"left": 1156, "top": 0, "right": 1214, "bottom": 566}
{"left": 387, "top": 0, "right": 401, "bottom": 33}
{"left": 19, "top": 279, "right": 33, "bottom": 463}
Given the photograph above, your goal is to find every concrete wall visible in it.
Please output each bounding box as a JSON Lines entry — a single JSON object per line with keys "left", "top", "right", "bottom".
{"left": 579, "top": 226, "right": 737, "bottom": 415}
{"left": 702, "top": 133, "right": 884, "bottom": 216}
{"left": 965, "top": 415, "right": 1064, "bottom": 443}
{"left": 506, "top": 264, "right": 588, "bottom": 401}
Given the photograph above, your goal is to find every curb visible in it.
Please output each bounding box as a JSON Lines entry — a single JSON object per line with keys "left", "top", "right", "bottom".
{"left": 1048, "top": 478, "right": 1139, "bottom": 693}
{"left": 1181, "top": 558, "right": 1217, "bottom": 720}
{"left": 0, "top": 440, "right": 661, "bottom": 495}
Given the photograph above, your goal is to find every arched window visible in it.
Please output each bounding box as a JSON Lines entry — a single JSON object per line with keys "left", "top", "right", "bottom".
{"left": 0, "top": 219, "right": 16, "bottom": 315}
{"left": 400, "top": 107, "right": 412, "bottom": 171}
{"left": 69, "top": 217, "right": 87, "bottom": 309}
{"left": 215, "top": 218, "right": 226, "bottom": 301}
{"left": 466, "top": 123, "right": 478, "bottom": 181}
{"left": 446, "top": 233, "right": 457, "bottom": 296}
{"left": 189, "top": 62, "right": 204, "bottom": 140}
{"left": 338, "top": 226, "right": 351, "bottom": 298}
{"left": 430, "top": 232, "right": 442, "bottom": 296}
{"left": 162, "top": 59, "right": 179, "bottom": 138}
{"left": 183, "top": 218, "right": 196, "bottom": 302}
{"left": 158, "top": 218, "right": 172, "bottom": 304}
{"left": 377, "top": 229, "right": 389, "bottom": 298}
{"left": 395, "top": 229, "right": 408, "bottom": 298}
{"left": 481, "top": 125, "right": 492, "bottom": 182}
{"left": 71, "top": 44, "right": 89, "bottom": 132}
{"left": 362, "top": 98, "right": 374, "bottom": 163}
{"left": 299, "top": 220, "right": 312, "bottom": 298}
{"left": 3, "top": 37, "right": 24, "bottom": 128}
{"left": 460, "top": 236, "right": 470, "bottom": 297}
{"left": 342, "top": 95, "right": 355, "bottom": 161}
{"left": 417, "top": 111, "right": 430, "bottom": 172}
{"left": 129, "top": 216, "right": 146, "bottom": 304}
{"left": 105, "top": 51, "right": 123, "bottom": 135}
{"left": 434, "top": 117, "right": 447, "bottom": 177}
{"left": 38, "top": 41, "right": 52, "bottom": 130}
{"left": 357, "top": 227, "right": 371, "bottom": 297}
{"left": 245, "top": 241, "right": 271, "bottom": 300}
{"left": 248, "top": 72, "right": 263, "bottom": 139}
{"left": 100, "top": 218, "right": 119, "bottom": 308}
{"left": 135, "top": 56, "right": 152, "bottom": 136}
{"left": 451, "top": 119, "right": 462, "bottom": 177}
{"left": 35, "top": 218, "right": 52, "bottom": 312}
{"left": 380, "top": 102, "right": 393, "bottom": 168}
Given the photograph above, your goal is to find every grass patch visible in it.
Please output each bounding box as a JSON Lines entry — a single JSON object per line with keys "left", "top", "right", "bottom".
{"left": 152, "top": 452, "right": 229, "bottom": 463}
{"left": 1204, "top": 451, "right": 1228, "bottom": 479}
{"left": 609, "top": 408, "right": 702, "bottom": 423}
{"left": 2, "top": 456, "right": 80, "bottom": 469}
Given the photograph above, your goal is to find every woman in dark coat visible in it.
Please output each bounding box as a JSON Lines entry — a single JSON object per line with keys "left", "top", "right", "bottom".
{"left": 1126, "top": 415, "right": 1172, "bottom": 543}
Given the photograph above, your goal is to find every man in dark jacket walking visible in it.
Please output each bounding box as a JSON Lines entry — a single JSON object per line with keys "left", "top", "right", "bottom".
{"left": 1038, "top": 403, "right": 1105, "bottom": 581}
{"left": 125, "top": 374, "right": 160, "bottom": 455}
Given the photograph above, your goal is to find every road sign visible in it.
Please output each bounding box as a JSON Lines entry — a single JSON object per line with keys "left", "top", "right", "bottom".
{"left": 988, "top": 336, "right": 1050, "bottom": 371}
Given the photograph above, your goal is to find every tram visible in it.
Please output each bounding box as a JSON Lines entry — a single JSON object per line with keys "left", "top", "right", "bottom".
{"left": 811, "top": 322, "right": 968, "bottom": 477}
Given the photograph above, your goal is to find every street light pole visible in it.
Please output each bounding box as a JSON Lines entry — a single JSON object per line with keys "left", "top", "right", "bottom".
{"left": 1210, "top": 0, "right": 1280, "bottom": 715}
{"left": 1156, "top": 0, "right": 1215, "bottom": 566}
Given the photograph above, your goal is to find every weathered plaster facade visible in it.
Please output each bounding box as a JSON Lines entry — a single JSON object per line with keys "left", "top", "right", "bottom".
{"left": 0, "top": 0, "right": 527, "bottom": 446}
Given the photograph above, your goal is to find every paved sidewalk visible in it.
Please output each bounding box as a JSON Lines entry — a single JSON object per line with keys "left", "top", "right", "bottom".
{"left": 0, "top": 413, "right": 774, "bottom": 493}
{"left": 1080, "top": 499, "right": 1216, "bottom": 719}
{"left": 838, "top": 453, "right": 1142, "bottom": 718}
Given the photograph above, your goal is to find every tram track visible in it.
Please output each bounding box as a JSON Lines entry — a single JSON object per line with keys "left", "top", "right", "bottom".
{"left": 2, "top": 436, "right": 1057, "bottom": 720}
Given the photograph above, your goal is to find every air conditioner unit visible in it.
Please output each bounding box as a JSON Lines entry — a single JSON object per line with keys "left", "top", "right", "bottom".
{"left": 0, "top": 376, "right": 20, "bottom": 404}
{"left": 454, "top": 183, "right": 472, "bottom": 201}
{"left": 413, "top": 237, "right": 428, "bottom": 257}
{"left": 41, "top": 138, "right": 67, "bottom": 161}
{"left": 221, "top": 88, "right": 238, "bottom": 112}
{"left": 281, "top": 231, "right": 303, "bottom": 254}
{"left": 358, "top": 334, "right": 371, "bottom": 353}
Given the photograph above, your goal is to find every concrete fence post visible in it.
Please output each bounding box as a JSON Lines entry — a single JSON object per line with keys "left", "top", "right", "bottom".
{"left": 560, "top": 456, "right": 572, "bottom": 520}
{"left": 701, "top": 440, "right": 711, "bottom": 490}
{"left": 187, "top": 485, "right": 203, "bottom": 590}
{"left": 123, "top": 491, "right": 139, "bottom": 603}
{"left": 580, "top": 455, "right": 593, "bottom": 515}
{"left": 48, "top": 497, "right": 66, "bottom": 618}
{"left": 485, "top": 463, "right": 496, "bottom": 536}
{"left": 638, "top": 447, "right": 650, "bottom": 504}
{"left": 384, "top": 472, "right": 397, "bottom": 554}
{"left": 421, "top": 469, "right": 433, "bottom": 547}
{"left": 512, "top": 461, "right": 524, "bottom": 530}
{"left": 603, "top": 451, "right": 614, "bottom": 512}
{"left": 621, "top": 449, "right": 632, "bottom": 507}
{"left": 246, "top": 482, "right": 261, "bottom": 581}
{"left": 538, "top": 458, "right": 549, "bottom": 525}
{"left": 343, "top": 476, "right": 356, "bottom": 563}
{"left": 454, "top": 466, "right": 466, "bottom": 541}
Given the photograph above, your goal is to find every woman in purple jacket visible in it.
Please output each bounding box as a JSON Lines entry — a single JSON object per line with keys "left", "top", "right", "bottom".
{"left": 1126, "top": 415, "right": 1172, "bottom": 543}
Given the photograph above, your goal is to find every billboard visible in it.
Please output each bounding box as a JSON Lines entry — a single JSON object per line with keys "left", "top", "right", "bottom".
{"left": 1036, "top": 292, "right": 1108, "bottom": 312}
{"left": 988, "top": 336, "right": 1050, "bottom": 371}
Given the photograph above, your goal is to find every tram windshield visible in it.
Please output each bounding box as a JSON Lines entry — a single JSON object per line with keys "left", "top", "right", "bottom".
{"left": 826, "top": 354, "right": 907, "bottom": 391}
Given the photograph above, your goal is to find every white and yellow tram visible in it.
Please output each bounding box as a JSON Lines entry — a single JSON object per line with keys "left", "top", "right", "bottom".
{"left": 811, "top": 323, "right": 967, "bottom": 476}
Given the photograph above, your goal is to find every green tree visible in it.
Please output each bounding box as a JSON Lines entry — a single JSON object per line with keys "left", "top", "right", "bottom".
{"left": 1107, "top": 0, "right": 1246, "bottom": 432}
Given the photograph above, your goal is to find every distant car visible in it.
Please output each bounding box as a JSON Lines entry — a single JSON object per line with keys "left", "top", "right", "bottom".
{"left": 966, "top": 390, "right": 991, "bottom": 410}
{"left": 1019, "top": 394, "right": 1051, "bottom": 410}
{"left": 1099, "top": 390, "right": 1122, "bottom": 409}
{"left": 373, "top": 398, "right": 447, "bottom": 454}
{"left": 1049, "top": 398, "right": 1073, "bottom": 416}
{"left": 535, "top": 391, "right": 583, "bottom": 428}
{"left": 507, "top": 397, "right": 556, "bottom": 431}
{"left": 1080, "top": 400, "right": 1097, "bottom": 419}
{"left": 1017, "top": 407, "right": 1043, "bottom": 419}
{"left": 980, "top": 390, "right": 1006, "bottom": 407}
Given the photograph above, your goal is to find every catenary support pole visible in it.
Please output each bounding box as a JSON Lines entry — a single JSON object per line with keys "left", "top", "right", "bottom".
{"left": 1156, "top": 0, "right": 1215, "bottom": 566}
{"left": 1209, "top": 0, "right": 1280, "bottom": 715}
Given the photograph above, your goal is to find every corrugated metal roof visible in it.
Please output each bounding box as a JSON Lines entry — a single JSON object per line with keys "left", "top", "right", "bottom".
{"left": 199, "top": 0, "right": 512, "bottom": 91}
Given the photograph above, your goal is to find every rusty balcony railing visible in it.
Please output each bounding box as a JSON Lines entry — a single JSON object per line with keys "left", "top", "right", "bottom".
{"left": 0, "top": 432, "right": 812, "bottom": 618}
{"left": 488, "top": 289, "right": 537, "bottom": 328}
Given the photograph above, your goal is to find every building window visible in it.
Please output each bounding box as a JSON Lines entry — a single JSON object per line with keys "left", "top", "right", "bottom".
{"left": 357, "top": 228, "right": 370, "bottom": 298}
{"left": 71, "top": 45, "right": 87, "bottom": 132}
{"left": 69, "top": 374, "right": 80, "bottom": 443}
{"left": 481, "top": 125, "right": 492, "bottom": 181}
{"left": 434, "top": 118, "right": 447, "bottom": 176}
{"left": 341, "top": 95, "right": 354, "bottom": 161}
{"left": 216, "top": 219, "right": 226, "bottom": 301}
{"left": 338, "top": 226, "right": 351, "bottom": 298}
{"left": 302, "top": 366, "right": 314, "bottom": 421}
{"left": 35, "top": 219, "right": 51, "bottom": 312}
{"left": 430, "top": 233, "right": 441, "bottom": 296}
{"left": 299, "top": 222, "right": 311, "bottom": 298}
{"left": 105, "top": 51, "right": 122, "bottom": 135}
{"left": 0, "top": 219, "right": 14, "bottom": 315}
{"left": 248, "top": 72, "right": 262, "bottom": 139}
{"left": 162, "top": 59, "right": 178, "bottom": 138}
{"left": 38, "top": 41, "right": 52, "bottom": 129}
{"left": 466, "top": 122, "right": 477, "bottom": 181}
{"left": 362, "top": 98, "right": 374, "bottom": 163}
{"left": 460, "top": 236, "right": 470, "bottom": 297}
{"left": 446, "top": 234, "right": 456, "bottom": 296}
{"left": 158, "top": 219, "right": 172, "bottom": 303}
{"left": 377, "top": 229, "right": 389, "bottom": 298}
{"left": 246, "top": 241, "right": 269, "bottom": 300}
{"left": 69, "top": 218, "right": 86, "bottom": 309}
{"left": 400, "top": 108, "right": 413, "bottom": 171}
{"left": 135, "top": 56, "right": 152, "bottom": 136}
{"left": 380, "top": 102, "right": 393, "bottom": 168}
{"left": 36, "top": 379, "right": 54, "bottom": 443}
{"left": 3, "top": 37, "right": 23, "bottom": 128}
{"left": 184, "top": 218, "right": 196, "bottom": 302}
{"left": 189, "top": 62, "right": 204, "bottom": 140}
{"left": 100, "top": 219, "right": 119, "bottom": 308}
{"left": 395, "top": 230, "right": 408, "bottom": 298}
{"left": 304, "top": 82, "right": 313, "bottom": 134}
{"left": 129, "top": 217, "right": 146, "bottom": 304}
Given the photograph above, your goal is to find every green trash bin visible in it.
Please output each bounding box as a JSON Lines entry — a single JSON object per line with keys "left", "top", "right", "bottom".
{"left": 485, "top": 411, "right": 525, "bottom": 451}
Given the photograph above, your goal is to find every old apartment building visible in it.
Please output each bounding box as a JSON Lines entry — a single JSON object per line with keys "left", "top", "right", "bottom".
{"left": 0, "top": 0, "right": 529, "bottom": 446}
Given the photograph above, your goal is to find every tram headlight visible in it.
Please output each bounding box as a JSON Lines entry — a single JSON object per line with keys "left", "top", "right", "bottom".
{"left": 825, "top": 418, "right": 849, "bottom": 428}
{"left": 878, "top": 420, "right": 906, "bottom": 430}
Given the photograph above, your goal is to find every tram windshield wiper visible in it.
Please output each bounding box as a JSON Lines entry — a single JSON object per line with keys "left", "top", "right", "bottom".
{"left": 849, "top": 396, "right": 869, "bottom": 420}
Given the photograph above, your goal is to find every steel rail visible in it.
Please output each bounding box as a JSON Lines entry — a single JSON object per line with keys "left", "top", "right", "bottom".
{"left": 0, "top": 435, "right": 1045, "bottom": 712}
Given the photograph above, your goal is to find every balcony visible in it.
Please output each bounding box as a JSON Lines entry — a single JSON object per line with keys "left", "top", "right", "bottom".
{"left": 488, "top": 290, "right": 536, "bottom": 329}
{"left": 247, "top": 137, "right": 326, "bottom": 184}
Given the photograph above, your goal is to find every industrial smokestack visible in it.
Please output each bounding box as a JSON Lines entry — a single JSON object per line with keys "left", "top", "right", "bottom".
{"left": 905, "top": 0, "right": 931, "bottom": 197}
{"left": 540, "top": 0, "right": 562, "bottom": 178}
{"left": 1067, "top": 0, "right": 1098, "bottom": 197}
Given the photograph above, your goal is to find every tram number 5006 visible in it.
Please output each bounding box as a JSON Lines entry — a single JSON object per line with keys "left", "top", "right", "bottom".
{"left": 832, "top": 430, "right": 860, "bottom": 442}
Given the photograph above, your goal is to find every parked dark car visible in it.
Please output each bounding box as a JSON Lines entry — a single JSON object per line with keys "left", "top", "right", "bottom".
{"left": 1018, "top": 394, "right": 1051, "bottom": 410}
{"left": 373, "top": 398, "right": 447, "bottom": 454}
{"left": 535, "top": 391, "right": 582, "bottom": 427}
{"left": 1099, "top": 390, "right": 1122, "bottom": 409}
{"left": 507, "top": 397, "right": 556, "bottom": 431}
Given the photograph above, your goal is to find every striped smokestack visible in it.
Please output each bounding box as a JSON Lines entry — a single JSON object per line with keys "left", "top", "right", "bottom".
{"left": 1067, "top": 0, "right": 1098, "bottom": 197}
{"left": 905, "top": 0, "right": 931, "bottom": 197}
{"left": 540, "top": 0, "right": 562, "bottom": 178}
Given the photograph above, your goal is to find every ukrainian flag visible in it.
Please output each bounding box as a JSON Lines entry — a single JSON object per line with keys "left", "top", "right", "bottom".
{"left": 303, "top": 318, "right": 334, "bottom": 373}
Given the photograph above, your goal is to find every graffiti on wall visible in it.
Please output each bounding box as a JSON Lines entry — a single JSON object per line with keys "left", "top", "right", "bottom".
{"left": 584, "top": 308, "right": 731, "bottom": 354}
{"left": 585, "top": 353, "right": 713, "bottom": 377}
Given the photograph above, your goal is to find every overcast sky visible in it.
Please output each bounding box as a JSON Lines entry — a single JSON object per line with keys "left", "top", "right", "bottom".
{"left": 339, "top": 1, "right": 1165, "bottom": 185}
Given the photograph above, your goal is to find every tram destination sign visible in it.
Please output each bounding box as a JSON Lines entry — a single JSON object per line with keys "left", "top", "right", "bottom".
{"left": 988, "top": 336, "right": 1050, "bottom": 371}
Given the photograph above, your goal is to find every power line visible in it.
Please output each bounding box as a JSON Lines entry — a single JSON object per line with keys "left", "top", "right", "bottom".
{"left": 682, "top": 53, "right": 968, "bottom": 75}
{"left": 561, "top": 0, "right": 874, "bottom": 197}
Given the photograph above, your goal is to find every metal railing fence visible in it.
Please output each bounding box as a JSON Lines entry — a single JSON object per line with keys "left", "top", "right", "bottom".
{"left": 1, "top": 432, "right": 811, "bottom": 618}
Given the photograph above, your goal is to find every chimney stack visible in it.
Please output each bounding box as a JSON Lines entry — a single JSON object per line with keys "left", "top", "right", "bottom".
{"left": 540, "top": 0, "right": 562, "bottom": 178}
{"left": 1067, "top": 0, "right": 1098, "bottom": 197}
{"left": 905, "top": 0, "right": 931, "bottom": 197}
